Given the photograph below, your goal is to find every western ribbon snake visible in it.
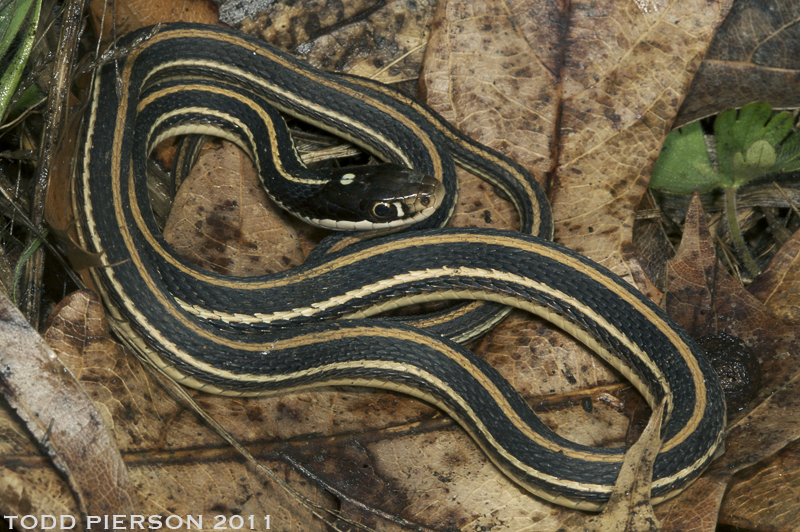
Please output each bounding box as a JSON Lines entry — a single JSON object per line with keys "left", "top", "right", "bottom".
{"left": 75, "top": 22, "right": 725, "bottom": 510}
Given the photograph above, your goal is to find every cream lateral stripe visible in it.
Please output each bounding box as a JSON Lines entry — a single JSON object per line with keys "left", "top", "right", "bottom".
{"left": 144, "top": 58, "right": 418, "bottom": 170}
{"left": 148, "top": 27, "right": 445, "bottom": 172}
{"left": 138, "top": 84, "right": 326, "bottom": 185}
{"left": 404, "top": 300, "right": 483, "bottom": 326}
{"left": 149, "top": 123, "right": 251, "bottom": 157}
{"left": 121, "top": 77, "right": 443, "bottom": 285}
{"left": 112, "top": 261, "right": 719, "bottom": 510}
{"left": 146, "top": 109, "right": 255, "bottom": 163}
{"left": 131, "top": 329, "right": 618, "bottom": 510}
{"left": 172, "top": 251, "right": 703, "bottom": 456}
{"left": 141, "top": 279, "right": 721, "bottom": 510}
{"left": 80, "top": 41, "right": 138, "bottom": 272}
{"left": 174, "top": 266, "right": 680, "bottom": 444}
{"left": 125, "top": 288, "right": 624, "bottom": 469}
{"left": 90, "top": 195, "right": 619, "bottom": 468}
{"left": 100, "top": 227, "right": 601, "bottom": 294}
{"left": 80, "top": 73, "right": 104, "bottom": 252}
{"left": 126, "top": 305, "right": 716, "bottom": 512}
{"left": 652, "top": 431, "right": 724, "bottom": 490}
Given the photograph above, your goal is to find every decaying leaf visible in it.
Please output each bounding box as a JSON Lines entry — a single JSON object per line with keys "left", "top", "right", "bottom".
{"left": 548, "top": 0, "right": 730, "bottom": 280}
{"left": 163, "top": 139, "right": 306, "bottom": 276}
{"left": 421, "top": 0, "right": 558, "bottom": 231}
{"left": 238, "top": 0, "right": 437, "bottom": 84}
{"left": 649, "top": 195, "right": 800, "bottom": 531}
{"left": 748, "top": 228, "right": 800, "bottom": 322}
{"left": 561, "top": 401, "right": 665, "bottom": 532}
{"left": 0, "top": 291, "right": 135, "bottom": 525}
{"left": 718, "top": 439, "right": 800, "bottom": 530}
{"left": 39, "top": 290, "right": 338, "bottom": 531}
{"left": 676, "top": 0, "right": 800, "bottom": 126}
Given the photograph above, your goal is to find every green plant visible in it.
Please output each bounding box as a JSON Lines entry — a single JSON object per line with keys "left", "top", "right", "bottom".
{"left": 651, "top": 102, "right": 800, "bottom": 277}
{"left": 0, "top": 0, "right": 43, "bottom": 122}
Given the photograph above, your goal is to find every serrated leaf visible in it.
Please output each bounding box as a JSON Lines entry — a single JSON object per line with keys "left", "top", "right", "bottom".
{"left": 714, "top": 102, "right": 795, "bottom": 184}
{"left": 650, "top": 121, "right": 722, "bottom": 194}
{"left": 731, "top": 140, "right": 776, "bottom": 186}
{"left": 744, "top": 139, "right": 776, "bottom": 171}
{"left": 774, "top": 130, "right": 800, "bottom": 172}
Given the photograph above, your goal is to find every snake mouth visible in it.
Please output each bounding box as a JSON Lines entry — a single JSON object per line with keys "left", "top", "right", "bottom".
{"left": 303, "top": 164, "right": 448, "bottom": 231}
{"left": 409, "top": 174, "right": 446, "bottom": 218}
{"left": 371, "top": 170, "right": 445, "bottom": 228}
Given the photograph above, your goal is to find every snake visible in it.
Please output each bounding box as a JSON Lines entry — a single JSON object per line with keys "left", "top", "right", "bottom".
{"left": 74, "top": 22, "right": 725, "bottom": 510}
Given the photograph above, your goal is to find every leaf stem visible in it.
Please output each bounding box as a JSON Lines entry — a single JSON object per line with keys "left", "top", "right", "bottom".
{"left": 725, "top": 186, "right": 760, "bottom": 278}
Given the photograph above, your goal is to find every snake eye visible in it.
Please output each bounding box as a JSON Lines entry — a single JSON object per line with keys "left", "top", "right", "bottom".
{"left": 370, "top": 202, "right": 396, "bottom": 221}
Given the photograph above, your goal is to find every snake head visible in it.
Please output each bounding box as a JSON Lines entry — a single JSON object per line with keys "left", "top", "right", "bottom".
{"left": 311, "top": 163, "right": 445, "bottom": 230}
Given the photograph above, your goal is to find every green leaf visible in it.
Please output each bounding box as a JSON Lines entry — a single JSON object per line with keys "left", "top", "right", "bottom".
{"left": 0, "top": 0, "right": 35, "bottom": 59}
{"left": 730, "top": 140, "right": 777, "bottom": 186}
{"left": 714, "top": 102, "right": 795, "bottom": 185}
{"left": 651, "top": 101, "right": 799, "bottom": 278}
{"left": 745, "top": 139, "right": 776, "bottom": 169}
{"left": 650, "top": 121, "right": 722, "bottom": 194}
{"left": 0, "top": 0, "right": 41, "bottom": 122}
{"left": 774, "top": 129, "right": 800, "bottom": 172}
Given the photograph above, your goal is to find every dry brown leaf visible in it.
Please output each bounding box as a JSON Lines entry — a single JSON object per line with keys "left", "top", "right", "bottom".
{"left": 654, "top": 476, "right": 724, "bottom": 532}
{"left": 561, "top": 402, "right": 665, "bottom": 532}
{"left": 88, "top": 0, "right": 218, "bottom": 42}
{"left": 39, "top": 291, "right": 341, "bottom": 531}
{"left": 718, "top": 439, "right": 800, "bottom": 531}
{"left": 747, "top": 228, "right": 800, "bottom": 322}
{"left": 0, "top": 291, "right": 135, "bottom": 527}
{"left": 676, "top": 0, "right": 800, "bottom": 126}
{"left": 549, "top": 1, "right": 730, "bottom": 281}
{"left": 631, "top": 193, "right": 674, "bottom": 298}
{"left": 239, "top": 0, "right": 437, "bottom": 84}
{"left": 421, "top": 0, "right": 559, "bottom": 203}
{"left": 650, "top": 195, "right": 800, "bottom": 532}
{"left": 163, "top": 140, "right": 305, "bottom": 276}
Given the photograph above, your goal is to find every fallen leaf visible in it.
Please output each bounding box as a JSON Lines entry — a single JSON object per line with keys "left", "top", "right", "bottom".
{"left": 0, "top": 291, "right": 135, "bottom": 525}
{"left": 747, "top": 228, "right": 800, "bottom": 322}
{"left": 88, "top": 0, "right": 218, "bottom": 42}
{"left": 676, "top": 0, "right": 800, "bottom": 126}
{"left": 561, "top": 401, "right": 665, "bottom": 532}
{"left": 718, "top": 439, "right": 800, "bottom": 531}
{"left": 39, "top": 290, "right": 339, "bottom": 531}
{"left": 652, "top": 195, "right": 800, "bottom": 531}
{"left": 163, "top": 140, "right": 305, "bottom": 276}
{"left": 238, "top": 0, "right": 437, "bottom": 84}
{"left": 548, "top": 1, "right": 730, "bottom": 280}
